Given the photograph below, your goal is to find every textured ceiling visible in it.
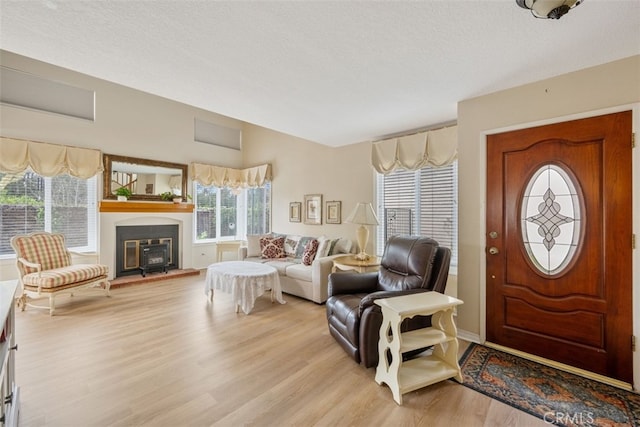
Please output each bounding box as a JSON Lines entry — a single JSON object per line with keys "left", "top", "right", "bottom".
{"left": 1, "top": 1, "right": 639, "bottom": 147}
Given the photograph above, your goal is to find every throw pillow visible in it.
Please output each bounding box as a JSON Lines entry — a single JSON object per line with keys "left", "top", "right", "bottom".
{"left": 326, "top": 238, "right": 342, "bottom": 256}
{"left": 302, "top": 239, "right": 319, "bottom": 266}
{"left": 284, "top": 235, "right": 301, "bottom": 257}
{"left": 329, "top": 238, "right": 352, "bottom": 255}
{"left": 260, "top": 236, "right": 286, "bottom": 259}
{"left": 295, "top": 236, "right": 314, "bottom": 258}
{"left": 246, "top": 234, "right": 270, "bottom": 257}
{"left": 316, "top": 236, "right": 330, "bottom": 258}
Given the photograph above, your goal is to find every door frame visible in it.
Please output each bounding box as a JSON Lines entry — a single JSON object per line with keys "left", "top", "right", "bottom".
{"left": 477, "top": 103, "right": 639, "bottom": 391}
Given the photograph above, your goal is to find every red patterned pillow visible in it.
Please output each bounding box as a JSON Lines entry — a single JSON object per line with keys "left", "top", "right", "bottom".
{"left": 260, "top": 236, "right": 286, "bottom": 259}
{"left": 302, "top": 239, "right": 319, "bottom": 266}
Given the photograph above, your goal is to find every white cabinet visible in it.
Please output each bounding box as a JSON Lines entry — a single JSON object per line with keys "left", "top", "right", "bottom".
{"left": 1, "top": 281, "right": 19, "bottom": 427}
{"left": 374, "top": 291, "right": 463, "bottom": 405}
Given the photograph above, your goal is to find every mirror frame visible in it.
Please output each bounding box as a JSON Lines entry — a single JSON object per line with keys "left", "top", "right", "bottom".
{"left": 103, "top": 153, "right": 189, "bottom": 202}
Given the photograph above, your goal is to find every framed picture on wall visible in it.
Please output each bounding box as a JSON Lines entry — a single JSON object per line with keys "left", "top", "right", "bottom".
{"left": 304, "top": 194, "right": 322, "bottom": 225}
{"left": 326, "top": 201, "right": 341, "bottom": 224}
{"left": 289, "top": 202, "right": 301, "bottom": 222}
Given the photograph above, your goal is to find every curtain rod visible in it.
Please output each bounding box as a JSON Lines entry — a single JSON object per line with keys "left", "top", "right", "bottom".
{"left": 372, "top": 120, "right": 457, "bottom": 143}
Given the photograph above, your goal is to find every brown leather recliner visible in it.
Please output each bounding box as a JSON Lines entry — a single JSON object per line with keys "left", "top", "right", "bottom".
{"left": 326, "top": 235, "right": 451, "bottom": 368}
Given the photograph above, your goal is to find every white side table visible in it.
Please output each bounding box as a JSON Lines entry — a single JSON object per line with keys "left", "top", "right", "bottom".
{"left": 374, "top": 291, "right": 463, "bottom": 405}
{"left": 216, "top": 240, "right": 243, "bottom": 262}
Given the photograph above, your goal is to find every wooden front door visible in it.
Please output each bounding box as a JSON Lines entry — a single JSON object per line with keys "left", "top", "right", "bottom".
{"left": 486, "top": 111, "right": 633, "bottom": 383}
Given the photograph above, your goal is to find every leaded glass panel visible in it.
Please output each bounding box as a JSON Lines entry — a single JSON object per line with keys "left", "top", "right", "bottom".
{"left": 521, "top": 164, "right": 581, "bottom": 275}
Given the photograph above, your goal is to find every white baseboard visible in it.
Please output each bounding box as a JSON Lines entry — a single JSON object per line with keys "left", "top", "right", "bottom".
{"left": 457, "top": 329, "right": 480, "bottom": 343}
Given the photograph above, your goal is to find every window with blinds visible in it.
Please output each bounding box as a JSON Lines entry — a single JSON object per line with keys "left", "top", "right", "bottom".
{"left": 0, "top": 171, "right": 98, "bottom": 256}
{"left": 376, "top": 161, "right": 458, "bottom": 271}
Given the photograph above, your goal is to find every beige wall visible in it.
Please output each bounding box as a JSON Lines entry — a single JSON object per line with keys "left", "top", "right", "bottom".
{"left": 456, "top": 54, "right": 639, "bottom": 391}
{"left": 457, "top": 54, "right": 639, "bottom": 337}
{"left": 0, "top": 50, "right": 243, "bottom": 167}
{"left": 242, "top": 124, "right": 376, "bottom": 249}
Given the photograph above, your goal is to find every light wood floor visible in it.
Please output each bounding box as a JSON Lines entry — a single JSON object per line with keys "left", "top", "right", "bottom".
{"left": 14, "top": 273, "right": 546, "bottom": 427}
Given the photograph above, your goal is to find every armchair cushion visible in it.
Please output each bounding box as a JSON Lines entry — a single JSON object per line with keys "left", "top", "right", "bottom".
{"left": 22, "top": 264, "right": 109, "bottom": 289}
{"left": 12, "top": 232, "right": 71, "bottom": 275}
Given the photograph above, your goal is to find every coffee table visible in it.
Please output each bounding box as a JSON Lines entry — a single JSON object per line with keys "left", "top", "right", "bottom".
{"left": 205, "top": 261, "right": 285, "bottom": 314}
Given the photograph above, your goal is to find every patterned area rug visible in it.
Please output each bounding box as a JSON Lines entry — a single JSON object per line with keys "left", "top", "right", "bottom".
{"left": 459, "top": 343, "right": 640, "bottom": 427}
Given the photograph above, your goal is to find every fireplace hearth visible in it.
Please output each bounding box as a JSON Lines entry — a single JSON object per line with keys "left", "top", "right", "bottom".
{"left": 115, "top": 225, "right": 179, "bottom": 277}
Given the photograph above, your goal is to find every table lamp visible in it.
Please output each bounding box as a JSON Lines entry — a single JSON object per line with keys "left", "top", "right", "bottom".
{"left": 346, "top": 202, "right": 379, "bottom": 260}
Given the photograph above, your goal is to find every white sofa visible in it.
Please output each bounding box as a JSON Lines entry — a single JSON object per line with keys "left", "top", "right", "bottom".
{"left": 238, "top": 233, "right": 353, "bottom": 304}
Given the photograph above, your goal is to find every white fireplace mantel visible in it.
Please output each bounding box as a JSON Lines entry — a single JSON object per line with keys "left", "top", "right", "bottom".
{"left": 100, "top": 209, "right": 194, "bottom": 280}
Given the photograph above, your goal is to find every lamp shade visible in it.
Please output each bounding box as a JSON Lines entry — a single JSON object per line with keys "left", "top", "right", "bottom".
{"left": 346, "top": 202, "right": 379, "bottom": 226}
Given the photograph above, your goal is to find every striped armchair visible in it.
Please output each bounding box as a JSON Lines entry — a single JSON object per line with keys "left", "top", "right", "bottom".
{"left": 11, "top": 232, "right": 110, "bottom": 315}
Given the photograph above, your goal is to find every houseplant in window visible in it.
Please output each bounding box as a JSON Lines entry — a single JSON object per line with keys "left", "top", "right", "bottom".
{"left": 115, "top": 187, "right": 132, "bottom": 201}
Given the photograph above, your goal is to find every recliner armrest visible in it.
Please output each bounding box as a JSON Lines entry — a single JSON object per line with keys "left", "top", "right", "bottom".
{"left": 359, "top": 288, "right": 429, "bottom": 316}
{"left": 328, "top": 272, "right": 379, "bottom": 296}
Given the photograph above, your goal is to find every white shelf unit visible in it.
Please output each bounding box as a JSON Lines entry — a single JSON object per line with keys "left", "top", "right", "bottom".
{"left": 1, "top": 281, "right": 19, "bottom": 427}
{"left": 374, "top": 291, "right": 463, "bottom": 405}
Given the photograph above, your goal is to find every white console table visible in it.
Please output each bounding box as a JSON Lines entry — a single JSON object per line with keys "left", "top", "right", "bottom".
{"left": 1, "top": 281, "right": 20, "bottom": 426}
{"left": 374, "top": 291, "right": 463, "bottom": 405}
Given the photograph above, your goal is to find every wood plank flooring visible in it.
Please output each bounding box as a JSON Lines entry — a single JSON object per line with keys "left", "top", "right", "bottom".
{"left": 14, "top": 272, "right": 546, "bottom": 427}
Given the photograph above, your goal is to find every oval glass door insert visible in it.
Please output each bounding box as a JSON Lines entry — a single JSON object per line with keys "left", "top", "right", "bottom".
{"left": 520, "top": 164, "right": 582, "bottom": 275}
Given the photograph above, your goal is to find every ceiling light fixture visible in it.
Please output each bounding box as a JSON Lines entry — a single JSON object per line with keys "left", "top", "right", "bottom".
{"left": 516, "top": 0, "right": 583, "bottom": 19}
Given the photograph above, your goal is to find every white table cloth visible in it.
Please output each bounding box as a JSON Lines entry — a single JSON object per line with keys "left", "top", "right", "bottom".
{"left": 205, "top": 261, "right": 285, "bottom": 314}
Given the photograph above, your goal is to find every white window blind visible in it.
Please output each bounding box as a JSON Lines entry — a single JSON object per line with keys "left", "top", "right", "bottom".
{"left": 376, "top": 161, "right": 458, "bottom": 270}
{"left": 0, "top": 171, "right": 97, "bottom": 256}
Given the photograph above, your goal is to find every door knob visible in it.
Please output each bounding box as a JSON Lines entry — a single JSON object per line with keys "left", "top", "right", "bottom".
{"left": 488, "top": 247, "right": 499, "bottom": 255}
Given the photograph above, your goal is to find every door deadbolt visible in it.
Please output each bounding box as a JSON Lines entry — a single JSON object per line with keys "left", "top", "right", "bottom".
{"left": 488, "top": 247, "right": 499, "bottom": 255}
{"left": 489, "top": 231, "right": 498, "bottom": 239}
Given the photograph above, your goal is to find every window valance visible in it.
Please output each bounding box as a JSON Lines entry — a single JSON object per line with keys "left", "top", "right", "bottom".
{"left": 371, "top": 125, "right": 457, "bottom": 174}
{"left": 190, "top": 163, "right": 272, "bottom": 189}
{"left": 0, "top": 137, "right": 103, "bottom": 179}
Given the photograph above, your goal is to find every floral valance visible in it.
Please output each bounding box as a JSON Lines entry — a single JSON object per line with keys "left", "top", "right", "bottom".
{"left": 0, "top": 137, "right": 103, "bottom": 179}
{"left": 190, "top": 163, "right": 272, "bottom": 189}
{"left": 371, "top": 125, "right": 457, "bottom": 174}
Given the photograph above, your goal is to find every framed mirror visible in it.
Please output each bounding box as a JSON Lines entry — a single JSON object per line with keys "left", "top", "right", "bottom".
{"left": 103, "top": 154, "right": 189, "bottom": 201}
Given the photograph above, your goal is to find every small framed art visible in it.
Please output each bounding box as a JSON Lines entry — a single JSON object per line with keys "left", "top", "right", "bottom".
{"left": 304, "top": 194, "right": 322, "bottom": 225}
{"left": 289, "top": 202, "right": 301, "bottom": 222}
{"left": 326, "top": 200, "right": 341, "bottom": 224}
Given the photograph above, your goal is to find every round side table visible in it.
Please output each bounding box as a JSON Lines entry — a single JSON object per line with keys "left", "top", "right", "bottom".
{"left": 332, "top": 255, "right": 381, "bottom": 273}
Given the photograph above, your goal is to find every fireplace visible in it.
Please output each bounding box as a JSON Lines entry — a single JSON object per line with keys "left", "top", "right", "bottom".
{"left": 115, "top": 225, "right": 179, "bottom": 277}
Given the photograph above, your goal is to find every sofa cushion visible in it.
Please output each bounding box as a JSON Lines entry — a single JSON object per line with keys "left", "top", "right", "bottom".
{"left": 285, "top": 263, "right": 313, "bottom": 282}
{"left": 264, "top": 260, "right": 297, "bottom": 275}
{"left": 260, "top": 236, "right": 286, "bottom": 259}
{"left": 302, "top": 239, "right": 319, "bottom": 265}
